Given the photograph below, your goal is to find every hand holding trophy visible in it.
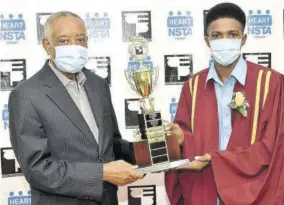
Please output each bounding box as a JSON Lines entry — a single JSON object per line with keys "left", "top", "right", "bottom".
{"left": 125, "top": 36, "right": 190, "bottom": 174}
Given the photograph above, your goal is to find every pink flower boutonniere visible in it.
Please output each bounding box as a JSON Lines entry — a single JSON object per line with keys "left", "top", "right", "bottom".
{"left": 228, "top": 92, "right": 249, "bottom": 117}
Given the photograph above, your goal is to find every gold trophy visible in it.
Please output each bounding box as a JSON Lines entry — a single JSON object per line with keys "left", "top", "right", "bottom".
{"left": 125, "top": 36, "right": 190, "bottom": 174}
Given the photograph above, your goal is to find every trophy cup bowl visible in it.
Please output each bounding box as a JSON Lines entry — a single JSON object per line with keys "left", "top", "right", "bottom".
{"left": 125, "top": 36, "right": 190, "bottom": 174}
{"left": 133, "top": 69, "right": 153, "bottom": 97}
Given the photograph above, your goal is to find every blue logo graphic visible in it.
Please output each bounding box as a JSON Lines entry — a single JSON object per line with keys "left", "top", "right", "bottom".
{"left": 2, "top": 104, "right": 9, "bottom": 130}
{"left": 127, "top": 56, "right": 153, "bottom": 72}
{"left": 8, "top": 191, "right": 31, "bottom": 205}
{"left": 169, "top": 98, "right": 178, "bottom": 122}
{"left": 167, "top": 11, "right": 193, "bottom": 39}
{"left": 247, "top": 10, "right": 272, "bottom": 38}
{"left": 0, "top": 14, "right": 26, "bottom": 43}
{"left": 85, "top": 12, "right": 110, "bottom": 40}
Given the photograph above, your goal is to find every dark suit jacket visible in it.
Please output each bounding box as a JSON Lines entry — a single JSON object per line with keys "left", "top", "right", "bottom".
{"left": 8, "top": 61, "right": 135, "bottom": 205}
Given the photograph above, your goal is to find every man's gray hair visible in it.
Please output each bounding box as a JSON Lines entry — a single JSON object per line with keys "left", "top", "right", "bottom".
{"left": 43, "top": 11, "right": 86, "bottom": 41}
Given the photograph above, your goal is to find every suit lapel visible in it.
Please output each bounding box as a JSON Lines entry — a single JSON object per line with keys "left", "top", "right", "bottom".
{"left": 83, "top": 75, "right": 105, "bottom": 153}
{"left": 42, "top": 62, "right": 99, "bottom": 149}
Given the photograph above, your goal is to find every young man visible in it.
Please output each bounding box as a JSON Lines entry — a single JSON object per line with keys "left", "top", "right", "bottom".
{"left": 166, "top": 3, "right": 284, "bottom": 205}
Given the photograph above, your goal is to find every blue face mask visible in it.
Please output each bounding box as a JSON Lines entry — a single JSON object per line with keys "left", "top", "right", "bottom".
{"left": 52, "top": 45, "right": 88, "bottom": 73}
{"left": 210, "top": 38, "right": 242, "bottom": 67}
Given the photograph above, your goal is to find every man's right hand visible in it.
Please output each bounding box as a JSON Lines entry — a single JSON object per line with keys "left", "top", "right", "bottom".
{"left": 103, "top": 160, "right": 144, "bottom": 186}
{"left": 175, "top": 160, "right": 210, "bottom": 171}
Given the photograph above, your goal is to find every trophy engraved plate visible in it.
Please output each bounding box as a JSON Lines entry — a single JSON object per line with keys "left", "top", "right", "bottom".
{"left": 125, "top": 36, "right": 190, "bottom": 174}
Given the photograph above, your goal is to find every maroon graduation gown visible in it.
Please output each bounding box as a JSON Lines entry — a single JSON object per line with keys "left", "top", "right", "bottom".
{"left": 165, "top": 61, "right": 284, "bottom": 205}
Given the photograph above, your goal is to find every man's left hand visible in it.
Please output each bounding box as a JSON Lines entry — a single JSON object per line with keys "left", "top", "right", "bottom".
{"left": 170, "top": 123, "right": 184, "bottom": 146}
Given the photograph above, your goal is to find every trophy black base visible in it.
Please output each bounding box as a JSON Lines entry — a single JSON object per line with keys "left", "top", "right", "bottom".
{"left": 134, "top": 110, "right": 189, "bottom": 174}
{"left": 135, "top": 159, "right": 190, "bottom": 174}
{"left": 133, "top": 122, "right": 189, "bottom": 174}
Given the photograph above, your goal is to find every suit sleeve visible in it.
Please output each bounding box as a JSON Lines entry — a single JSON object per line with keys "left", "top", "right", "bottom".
{"left": 103, "top": 81, "right": 135, "bottom": 164}
{"left": 165, "top": 81, "right": 194, "bottom": 205}
{"left": 9, "top": 89, "right": 103, "bottom": 202}
{"left": 210, "top": 73, "right": 284, "bottom": 204}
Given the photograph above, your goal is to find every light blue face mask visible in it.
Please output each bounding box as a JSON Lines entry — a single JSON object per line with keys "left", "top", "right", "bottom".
{"left": 52, "top": 45, "right": 88, "bottom": 73}
{"left": 210, "top": 38, "right": 242, "bottom": 67}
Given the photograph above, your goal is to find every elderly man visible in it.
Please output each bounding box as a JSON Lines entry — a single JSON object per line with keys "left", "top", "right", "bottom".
{"left": 8, "top": 11, "right": 143, "bottom": 205}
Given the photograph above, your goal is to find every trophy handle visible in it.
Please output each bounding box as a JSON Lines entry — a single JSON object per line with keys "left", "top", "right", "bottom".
{"left": 124, "top": 70, "right": 140, "bottom": 95}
